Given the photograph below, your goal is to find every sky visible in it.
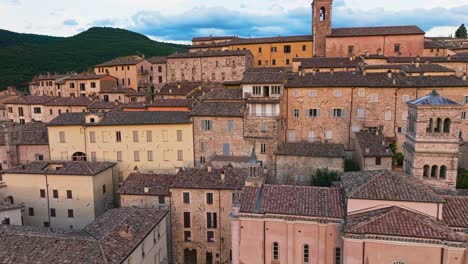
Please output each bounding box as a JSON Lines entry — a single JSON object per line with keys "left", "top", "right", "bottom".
{"left": 0, "top": 0, "right": 466, "bottom": 43}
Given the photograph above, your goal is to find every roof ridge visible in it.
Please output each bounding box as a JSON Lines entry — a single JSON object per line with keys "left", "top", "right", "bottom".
{"left": 349, "top": 206, "right": 397, "bottom": 231}
{"left": 348, "top": 171, "right": 387, "bottom": 197}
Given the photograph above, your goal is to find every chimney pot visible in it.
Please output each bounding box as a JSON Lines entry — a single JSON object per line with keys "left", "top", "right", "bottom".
{"left": 207, "top": 166, "right": 212, "bottom": 172}
{"left": 365, "top": 50, "right": 369, "bottom": 57}
{"left": 365, "top": 147, "right": 370, "bottom": 154}
{"left": 220, "top": 172, "right": 225, "bottom": 181}
{"left": 144, "top": 186, "right": 149, "bottom": 193}
{"left": 462, "top": 74, "right": 467, "bottom": 81}
{"left": 387, "top": 71, "right": 392, "bottom": 78}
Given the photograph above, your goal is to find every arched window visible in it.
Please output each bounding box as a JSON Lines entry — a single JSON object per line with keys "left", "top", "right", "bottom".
{"left": 435, "top": 118, "right": 442, "bottom": 133}
{"left": 72, "top": 152, "right": 87, "bottom": 161}
{"left": 273, "top": 242, "right": 279, "bottom": 261}
{"left": 303, "top": 244, "right": 309, "bottom": 263}
{"left": 426, "top": 118, "right": 433, "bottom": 133}
{"left": 431, "top": 165, "right": 438, "bottom": 178}
{"left": 423, "top": 165, "right": 430, "bottom": 178}
{"left": 440, "top": 166, "right": 447, "bottom": 179}
{"left": 443, "top": 118, "right": 451, "bottom": 133}
{"left": 319, "top": 7, "right": 326, "bottom": 21}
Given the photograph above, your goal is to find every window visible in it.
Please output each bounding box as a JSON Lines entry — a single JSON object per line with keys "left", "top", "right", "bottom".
{"left": 158, "top": 196, "right": 165, "bottom": 204}
{"left": 348, "top": 45, "right": 354, "bottom": 56}
{"left": 358, "top": 89, "right": 365, "bottom": 97}
{"left": 133, "top": 131, "right": 139, "bottom": 142}
{"left": 253, "top": 86, "right": 262, "bottom": 95}
{"left": 177, "top": 130, "right": 183, "bottom": 141}
{"left": 177, "top": 150, "right": 183, "bottom": 161}
{"left": 147, "top": 151, "right": 153, "bottom": 161}
{"left": 90, "top": 152, "right": 97, "bottom": 162}
{"left": 232, "top": 192, "right": 240, "bottom": 205}
{"left": 146, "top": 130, "right": 152, "bottom": 142}
{"left": 19, "top": 119, "right": 25, "bottom": 125}
{"left": 271, "top": 47, "right": 277, "bottom": 52}
{"left": 302, "top": 44, "right": 307, "bottom": 51}
{"left": 66, "top": 190, "right": 73, "bottom": 199}
{"left": 308, "top": 109, "right": 319, "bottom": 117}
{"left": 464, "top": 96, "right": 468, "bottom": 104}
{"left": 59, "top": 131, "right": 66, "bottom": 143}
{"left": 90, "top": 82, "right": 96, "bottom": 88}
{"left": 44, "top": 222, "right": 49, "bottom": 228}
{"left": 200, "top": 156, "right": 206, "bottom": 164}
{"left": 201, "top": 120, "right": 213, "bottom": 130}
{"left": 50, "top": 208, "right": 56, "bottom": 217}
{"left": 183, "top": 212, "right": 191, "bottom": 228}
{"left": 53, "top": 190, "right": 58, "bottom": 198}
{"left": 134, "top": 151, "right": 140, "bottom": 162}
{"left": 79, "top": 83, "right": 85, "bottom": 91}
{"left": 385, "top": 111, "right": 392, "bottom": 121}
{"left": 7, "top": 107, "right": 12, "bottom": 113}
{"left": 284, "top": 45, "right": 291, "bottom": 53}
{"left": 293, "top": 89, "right": 299, "bottom": 97}
{"left": 28, "top": 207, "right": 34, "bottom": 216}
{"left": 102, "top": 184, "right": 106, "bottom": 194}
{"left": 183, "top": 192, "right": 190, "bottom": 204}
{"left": 207, "top": 212, "right": 217, "bottom": 228}
{"left": 286, "top": 59, "right": 290, "bottom": 65}
{"left": 375, "top": 157, "right": 382, "bottom": 165}
{"left": 326, "top": 131, "right": 333, "bottom": 140}
{"left": 370, "top": 94, "right": 378, "bottom": 102}
{"left": 184, "top": 231, "right": 191, "bottom": 241}
{"left": 206, "top": 193, "right": 214, "bottom": 204}
{"left": 288, "top": 130, "right": 296, "bottom": 143}
{"left": 68, "top": 209, "right": 74, "bottom": 218}
{"left": 2, "top": 218, "right": 9, "bottom": 225}
{"left": 332, "top": 108, "right": 345, "bottom": 117}
{"left": 303, "top": 244, "right": 310, "bottom": 263}
{"left": 89, "top": 131, "right": 96, "bottom": 143}
{"left": 273, "top": 242, "right": 279, "bottom": 260}
{"left": 33, "top": 107, "right": 41, "bottom": 114}
{"left": 309, "top": 90, "right": 317, "bottom": 97}
{"left": 308, "top": 131, "right": 315, "bottom": 143}
{"left": 258, "top": 60, "right": 262, "bottom": 66}
{"left": 440, "top": 165, "right": 447, "bottom": 179}
{"left": 334, "top": 90, "right": 342, "bottom": 97}
{"left": 40, "top": 189, "right": 46, "bottom": 198}
{"left": 272, "top": 59, "right": 276, "bottom": 65}
{"left": 117, "top": 151, "right": 123, "bottom": 162}
{"left": 70, "top": 83, "right": 75, "bottom": 89}
{"left": 226, "top": 120, "right": 234, "bottom": 132}
{"left": 271, "top": 86, "right": 281, "bottom": 95}
{"left": 258, "top": 47, "right": 262, "bottom": 53}
{"left": 207, "top": 231, "right": 215, "bottom": 242}
{"left": 260, "top": 143, "right": 266, "bottom": 154}
{"left": 394, "top": 44, "right": 401, "bottom": 53}
{"left": 357, "top": 108, "right": 365, "bottom": 118}
{"left": 293, "top": 109, "right": 300, "bottom": 118}
{"left": 335, "top": 248, "right": 341, "bottom": 264}
{"left": 402, "top": 95, "right": 410, "bottom": 102}
{"left": 261, "top": 122, "right": 268, "bottom": 132}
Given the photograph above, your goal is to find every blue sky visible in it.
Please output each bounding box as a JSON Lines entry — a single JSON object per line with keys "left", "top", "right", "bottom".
{"left": 0, "top": 0, "right": 466, "bottom": 43}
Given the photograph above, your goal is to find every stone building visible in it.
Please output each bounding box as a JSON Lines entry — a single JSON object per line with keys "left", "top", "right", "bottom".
{"left": 353, "top": 131, "right": 393, "bottom": 171}
{"left": 29, "top": 73, "right": 71, "bottom": 96}
{"left": 3, "top": 161, "right": 116, "bottom": 229}
{"left": 0, "top": 122, "right": 49, "bottom": 170}
{"left": 147, "top": 56, "right": 168, "bottom": 88}
{"left": 274, "top": 142, "right": 345, "bottom": 185}
{"left": 166, "top": 50, "right": 253, "bottom": 83}
{"left": 170, "top": 166, "right": 249, "bottom": 264}
{"left": 60, "top": 73, "right": 117, "bottom": 97}
{"left": 119, "top": 172, "right": 173, "bottom": 209}
{"left": 0, "top": 207, "right": 169, "bottom": 264}
{"left": 47, "top": 111, "right": 194, "bottom": 179}
{"left": 155, "top": 82, "right": 221, "bottom": 100}
{"left": 404, "top": 91, "right": 465, "bottom": 190}
{"left": 98, "top": 86, "right": 146, "bottom": 103}
{"left": 232, "top": 170, "right": 468, "bottom": 264}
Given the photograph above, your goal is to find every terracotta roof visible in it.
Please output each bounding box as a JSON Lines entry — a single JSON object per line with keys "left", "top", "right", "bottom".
{"left": 146, "top": 56, "right": 167, "bottom": 64}
{"left": 34, "top": 74, "right": 70, "bottom": 81}
{"left": 275, "top": 143, "right": 346, "bottom": 158}
{"left": 341, "top": 170, "right": 445, "bottom": 203}
{"left": 86, "top": 100, "right": 117, "bottom": 110}
{"left": 0, "top": 122, "right": 48, "bottom": 146}
{"left": 240, "top": 185, "right": 344, "bottom": 218}
{"left": 167, "top": 50, "right": 251, "bottom": 59}
{"left": 100, "top": 86, "right": 136, "bottom": 94}
{"left": 330, "top": 26, "right": 425, "bottom": 37}
{"left": 171, "top": 167, "right": 247, "bottom": 190}
{"left": 6, "top": 96, "right": 57, "bottom": 105}
{"left": 95, "top": 55, "right": 145, "bottom": 67}
{"left": 190, "top": 101, "right": 245, "bottom": 117}
{"left": 66, "top": 73, "right": 115, "bottom": 81}
{"left": 230, "top": 35, "right": 313, "bottom": 45}
{"left": 158, "top": 82, "right": 202, "bottom": 96}
{"left": 442, "top": 196, "right": 468, "bottom": 228}
{"left": 345, "top": 206, "right": 466, "bottom": 242}
{"left": 284, "top": 72, "right": 468, "bottom": 88}
{"left": 149, "top": 99, "right": 193, "bottom": 107}
{"left": 44, "top": 96, "right": 92, "bottom": 106}
{"left": 200, "top": 89, "right": 243, "bottom": 101}
{"left": 4, "top": 161, "right": 116, "bottom": 176}
{"left": 354, "top": 132, "right": 393, "bottom": 157}
{"left": 119, "top": 173, "right": 173, "bottom": 196}
{"left": 241, "top": 67, "right": 291, "bottom": 84}
{"left": 192, "top": 36, "right": 236, "bottom": 42}
{"left": 120, "top": 102, "right": 146, "bottom": 109}
{"left": 294, "top": 57, "right": 360, "bottom": 69}
{"left": 48, "top": 111, "right": 191, "bottom": 126}
{"left": 408, "top": 91, "right": 462, "bottom": 106}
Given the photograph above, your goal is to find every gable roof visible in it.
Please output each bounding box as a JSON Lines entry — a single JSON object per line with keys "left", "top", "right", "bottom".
{"left": 171, "top": 167, "right": 247, "bottom": 190}
{"left": 354, "top": 132, "right": 393, "bottom": 157}
{"left": 66, "top": 73, "right": 115, "bottom": 81}
{"left": 118, "top": 173, "right": 174, "bottom": 196}
{"left": 146, "top": 56, "right": 167, "bottom": 64}
{"left": 294, "top": 57, "right": 360, "bottom": 69}
{"left": 199, "top": 89, "right": 243, "bottom": 101}
{"left": 4, "top": 161, "right": 116, "bottom": 176}
{"left": 345, "top": 206, "right": 465, "bottom": 242}
{"left": 240, "top": 185, "right": 344, "bottom": 219}
{"left": 44, "top": 96, "right": 92, "bottom": 106}
{"left": 167, "top": 50, "right": 251, "bottom": 59}
{"left": 190, "top": 101, "right": 245, "bottom": 117}
{"left": 408, "top": 91, "right": 462, "bottom": 106}
{"left": 95, "top": 56, "right": 145, "bottom": 67}
{"left": 442, "top": 196, "right": 468, "bottom": 229}
{"left": 330, "top": 26, "right": 425, "bottom": 37}
{"left": 0, "top": 122, "right": 48, "bottom": 146}
{"left": 341, "top": 170, "right": 445, "bottom": 203}
{"left": 241, "top": 67, "right": 291, "bottom": 84}
{"left": 6, "top": 96, "right": 57, "bottom": 105}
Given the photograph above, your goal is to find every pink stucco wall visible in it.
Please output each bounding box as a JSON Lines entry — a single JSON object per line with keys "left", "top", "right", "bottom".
{"left": 347, "top": 199, "right": 443, "bottom": 219}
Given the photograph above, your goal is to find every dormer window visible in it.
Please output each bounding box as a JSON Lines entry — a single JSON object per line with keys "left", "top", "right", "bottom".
{"left": 90, "top": 118, "right": 95, "bottom": 123}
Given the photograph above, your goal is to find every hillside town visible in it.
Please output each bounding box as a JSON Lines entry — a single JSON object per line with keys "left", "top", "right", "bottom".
{"left": 0, "top": 0, "right": 467, "bottom": 263}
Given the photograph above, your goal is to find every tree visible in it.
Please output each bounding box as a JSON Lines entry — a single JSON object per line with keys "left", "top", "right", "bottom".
{"left": 457, "top": 168, "right": 468, "bottom": 189}
{"left": 310, "top": 168, "right": 340, "bottom": 187}
{"left": 455, "top": 24, "right": 467, "bottom": 38}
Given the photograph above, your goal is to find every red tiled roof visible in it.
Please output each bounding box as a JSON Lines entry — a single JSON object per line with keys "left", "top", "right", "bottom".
{"left": 171, "top": 166, "right": 247, "bottom": 190}
{"left": 44, "top": 96, "right": 92, "bottom": 106}
{"left": 66, "top": 73, "right": 115, "bottom": 81}
{"left": 275, "top": 143, "right": 346, "bottom": 158}
{"left": 330, "top": 26, "right": 424, "bottom": 37}
{"left": 95, "top": 55, "right": 145, "bottom": 67}
{"left": 6, "top": 96, "right": 57, "bottom": 105}
{"left": 240, "top": 185, "right": 345, "bottom": 219}
{"left": 354, "top": 132, "right": 393, "bottom": 157}
{"left": 442, "top": 196, "right": 468, "bottom": 229}
{"left": 118, "top": 173, "right": 174, "bottom": 196}
{"left": 346, "top": 206, "right": 466, "bottom": 242}
{"left": 294, "top": 57, "right": 360, "bottom": 69}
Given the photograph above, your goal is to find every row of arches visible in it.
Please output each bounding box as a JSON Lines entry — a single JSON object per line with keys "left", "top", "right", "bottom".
{"left": 423, "top": 165, "right": 447, "bottom": 179}
{"left": 426, "top": 118, "right": 451, "bottom": 133}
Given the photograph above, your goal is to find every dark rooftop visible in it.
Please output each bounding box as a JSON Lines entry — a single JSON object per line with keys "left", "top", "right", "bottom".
{"left": 442, "top": 196, "right": 468, "bottom": 229}
{"left": 341, "top": 170, "right": 445, "bottom": 203}
{"left": 275, "top": 143, "right": 346, "bottom": 158}
{"left": 230, "top": 35, "right": 313, "bottom": 45}
{"left": 86, "top": 100, "right": 117, "bottom": 110}
{"left": 171, "top": 166, "right": 247, "bottom": 190}
{"left": 210, "top": 155, "right": 250, "bottom": 163}
{"left": 190, "top": 101, "right": 245, "bottom": 117}
{"left": 4, "top": 161, "right": 116, "bottom": 176}
{"left": 119, "top": 173, "right": 174, "bottom": 196}
{"left": 354, "top": 132, "right": 393, "bottom": 157}
{"left": 241, "top": 67, "right": 291, "bottom": 84}
{"left": 95, "top": 55, "right": 145, "bottom": 67}
{"left": 408, "top": 91, "right": 462, "bottom": 106}
{"left": 66, "top": 73, "right": 115, "bottom": 81}
{"left": 294, "top": 57, "right": 360, "bottom": 69}
{"left": 167, "top": 50, "right": 251, "bottom": 59}
{"left": 6, "top": 96, "right": 57, "bottom": 105}
{"left": 330, "top": 25, "right": 425, "bottom": 37}
{"left": 149, "top": 99, "right": 193, "bottom": 107}
{"left": 240, "top": 184, "right": 344, "bottom": 219}
{"left": 0, "top": 122, "right": 48, "bottom": 146}
{"left": 100, "top": 86, "right": 136, "bottom": 94}
{"left": 200, "top": 89, "right": 243, "bottom": 101}
{"left": 401, "top": 63, "right": 455, "bottom": 73}
{"left": 146, "top": 56, "right": 167, "bottom": 64}
{"left": 44, "top": 96, "right": 92, "bottom": 106}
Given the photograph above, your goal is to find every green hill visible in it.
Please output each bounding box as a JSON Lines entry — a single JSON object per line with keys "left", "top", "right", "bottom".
{"left": 0, "top": 27, "right": 188, "bottom": 90}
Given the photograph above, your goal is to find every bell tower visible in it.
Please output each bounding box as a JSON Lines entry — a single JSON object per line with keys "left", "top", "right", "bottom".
{"left": 312, "top": 0, "right": 332, "bottom": 57}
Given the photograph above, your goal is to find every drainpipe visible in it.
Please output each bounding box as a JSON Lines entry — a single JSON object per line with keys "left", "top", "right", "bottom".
{"left": 394, "top": 88, "right": 401, "bottom": 141}
{"left": 440, "top": 247, "right": 444, "bottom": 264}
{"left": 362, "top": 241, "right": 366, "bottom": 264}
{"left": 219, "top": 189, "right": 222, "bottom": 262}
{"left": 45, "top": 174, "right": 51, "bottom": 227}
{"left": 263, "top": 221, "right": 266, "bottom": 264}
{"left": 348, "top": 87, "right": 356, "bottom": 150}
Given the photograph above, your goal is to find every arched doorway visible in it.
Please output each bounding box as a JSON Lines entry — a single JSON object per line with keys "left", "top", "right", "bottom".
{"left": 72, "top": 152, "right": 87, "bottom": 161}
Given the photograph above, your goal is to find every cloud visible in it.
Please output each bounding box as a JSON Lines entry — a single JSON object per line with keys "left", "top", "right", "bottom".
{"left": 63, "top": 19, "right": 78, "bottom": 26}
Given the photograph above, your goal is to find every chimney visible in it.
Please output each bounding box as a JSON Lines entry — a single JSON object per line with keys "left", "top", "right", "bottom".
{"left": 365, "top": 50, "right": 370, "bottom": 58}
{"left": 462, "top": 73, "right": 467, "bottom": 81}
{"left": 415, "top": 61, "right": 420, "bottom": 68}
{"left": 330, "top": 68, "right": 334, "bottom": 75}
{"left": 169, "top": 89, "right": 172, "bottom": 94}
{"left": 392, "top": 78, "right": 396, "bottom": 85}
{"left": 377, "top": 48, "right": 382, "bottom": 56}
{"left": 349, "top": 56, "right": 353, "bottom": 61}
{"left": 387, "top": 71, "right": 392, "bottom": 78}
{"left": 447, "top": 54, "right": 451, "bottom": 61}
{"left": 362, "top": 69, "right": 367, "bottom": 76}
{"left": 177, "top": 84, "right": 181, "bottom": 89}
{"left": 220, "top": 171, "right": 225, "bottom": 181}
{"left": 144, "top": 186, "right": 150, "bottom": 193}
{"left": 207, "top": 166, "right": 212, "bottom": 172}
{"left": 365, "top": 147, "right": 370, "bottom": 154}
{"left": 382, "top": 140, "right": 386, "bottom": 146}
{"left": 118, "top": 224, "right": 135, "bottom": 241}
